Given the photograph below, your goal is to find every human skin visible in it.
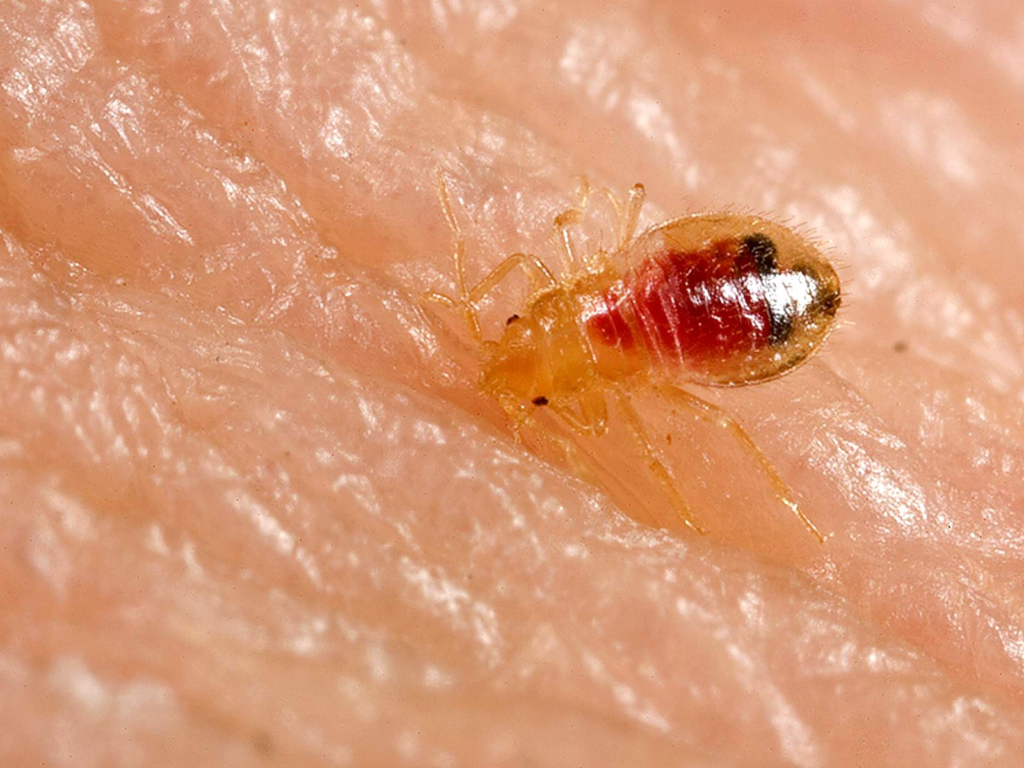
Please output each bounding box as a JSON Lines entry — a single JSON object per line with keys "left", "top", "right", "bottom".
{"left": 1, "top": 0, "right": 1024, "bottom": 765}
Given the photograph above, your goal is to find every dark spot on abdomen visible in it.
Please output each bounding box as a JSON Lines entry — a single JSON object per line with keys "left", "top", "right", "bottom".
{"left": 743, "top": 233, "right": 778, "bottom": 275}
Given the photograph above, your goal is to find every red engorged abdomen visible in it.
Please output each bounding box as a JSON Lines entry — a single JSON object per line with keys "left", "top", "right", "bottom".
{"left": 586, "top": 242, "right": 773, "bottom": 367}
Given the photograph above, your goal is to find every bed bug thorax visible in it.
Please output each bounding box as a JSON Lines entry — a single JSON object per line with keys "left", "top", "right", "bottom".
{"left": 425, "top": 174, "right": 841, "bottom": 541}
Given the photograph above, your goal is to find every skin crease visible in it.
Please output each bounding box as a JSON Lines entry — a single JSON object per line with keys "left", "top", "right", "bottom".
{"left": 1, "top": 0, "right": 1024, "bottom": 765}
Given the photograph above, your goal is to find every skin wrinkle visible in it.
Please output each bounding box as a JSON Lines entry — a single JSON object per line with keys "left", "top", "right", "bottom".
{"left": 0, "top": 0, "right": 1022, "bottom": 765}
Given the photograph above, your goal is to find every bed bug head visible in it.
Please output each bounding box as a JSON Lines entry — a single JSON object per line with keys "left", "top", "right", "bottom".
{"left": 480, "top": 293, "right": 596, "bottom": 410}
{"left": 480, "top": 315, "right": 549, "bottom": 408}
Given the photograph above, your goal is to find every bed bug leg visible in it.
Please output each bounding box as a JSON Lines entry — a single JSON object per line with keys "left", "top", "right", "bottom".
{"left": 494, "top": 395, "right": 530, "bottom": 444}
{"left": 548, "top": 390, "right": 610, "bottom": 438}
{"left": 657, "top": 385, "right": 826, "bottom": 543}
{"left": 620, "top": 183, "right": 646, "bottom": 248}
{"left": 599, "top": 183, "right": 646, "bottom": 251}
{"left": 468, "top": 253, "right": 558, "bottom": 306}
{"left": 613, "top": 391, "right": 708, "bottom": 535}
{"left": 422, "top": 290, "right": 459, "bottom": 310}
{"left": 553, "top": 176, "right": 593, "bottom": 272}
{"left": 432, "top": 173, "right": 558, "bottom": 340}
{"left": 518, "top": 400, "right": 598, "bottom": 473}
{"left": 434, "top": 171, "right": 485, "bottom": 341}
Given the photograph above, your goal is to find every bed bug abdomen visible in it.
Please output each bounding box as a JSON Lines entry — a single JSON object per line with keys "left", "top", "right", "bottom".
{"left": 584, "top": 215, "right": 840, "bottom": 386}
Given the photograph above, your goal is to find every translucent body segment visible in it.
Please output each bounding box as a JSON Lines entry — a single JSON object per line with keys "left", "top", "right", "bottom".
{"left": 587, "top": 242, "right": 775, "bottom": 364}
{"left": 581, "top": 216, "right": 841, "bottom": 387}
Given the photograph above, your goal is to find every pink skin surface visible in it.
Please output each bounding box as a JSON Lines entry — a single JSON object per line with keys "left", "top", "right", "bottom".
{"left": 2, "top": 0, "right": 1024, "bottom": 765}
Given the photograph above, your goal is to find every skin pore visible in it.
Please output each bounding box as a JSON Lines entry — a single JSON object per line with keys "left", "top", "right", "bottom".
{"left": 1, "top": 1, "right": 1024, "bottom": 765}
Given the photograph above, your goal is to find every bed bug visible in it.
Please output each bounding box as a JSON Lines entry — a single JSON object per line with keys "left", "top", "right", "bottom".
{"left": 426, "top": 175, "right": 841, "bottom": 541}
